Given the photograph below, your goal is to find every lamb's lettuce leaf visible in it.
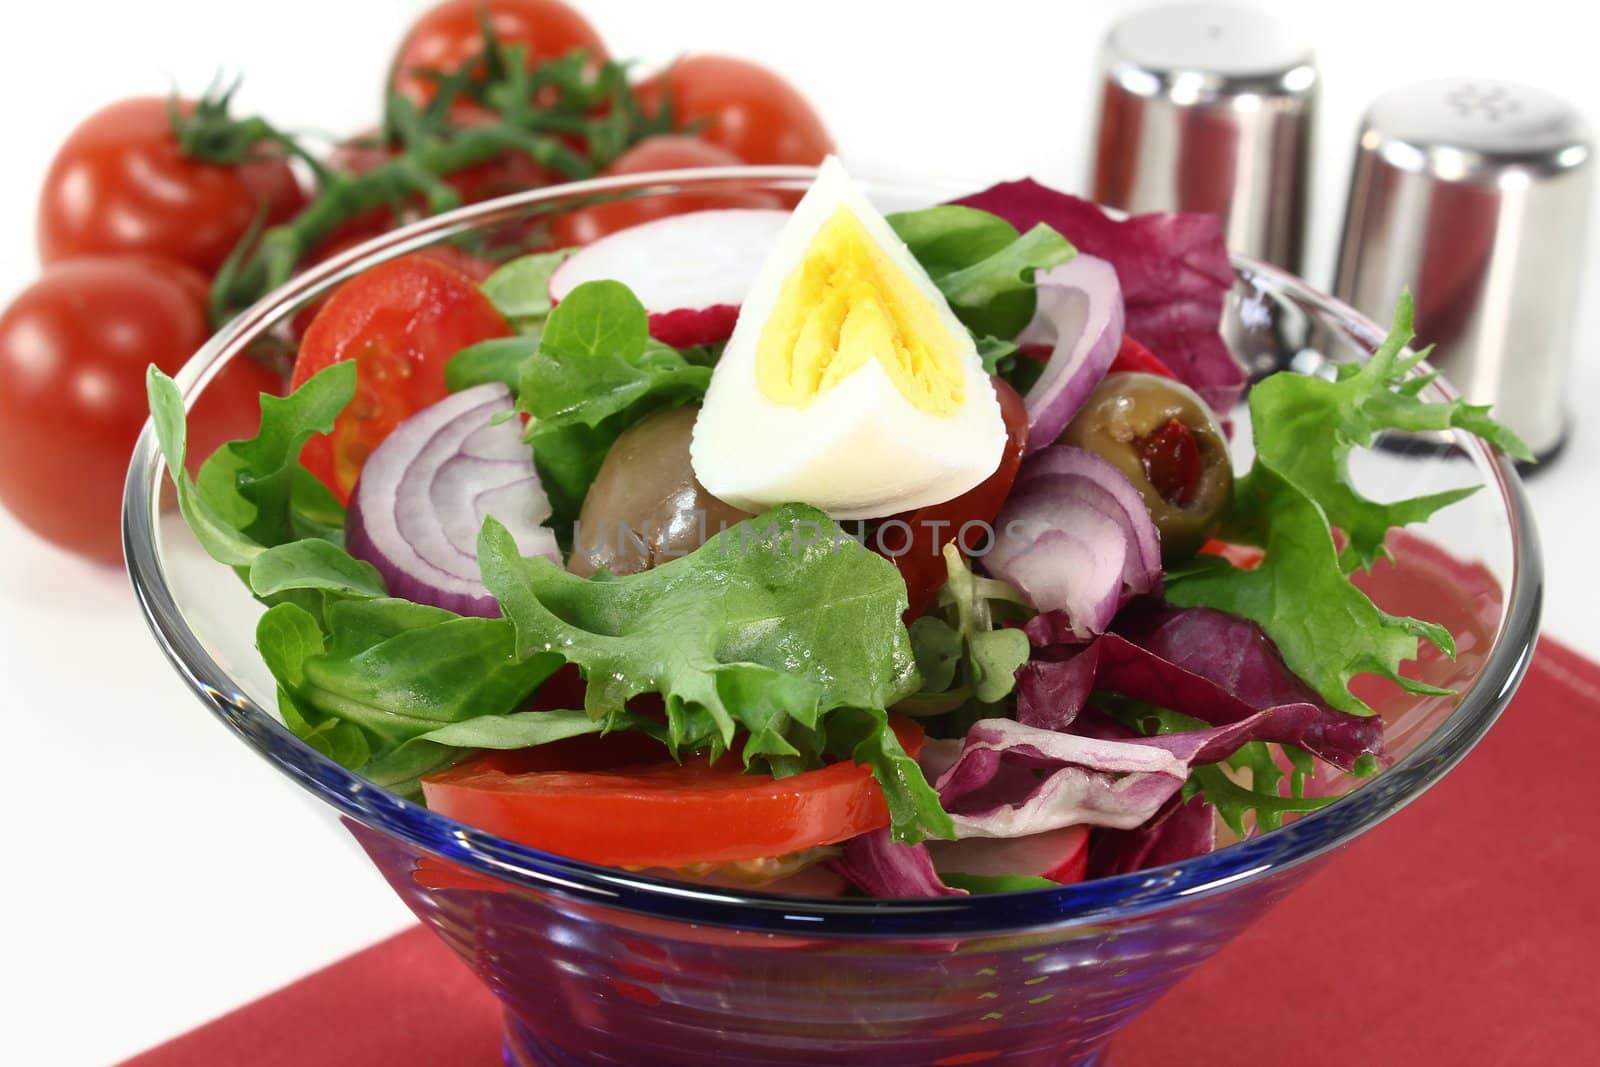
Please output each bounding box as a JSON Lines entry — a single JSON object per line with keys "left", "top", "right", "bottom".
{"left": 457, "top": 279, "right": 711, "bottom": 521}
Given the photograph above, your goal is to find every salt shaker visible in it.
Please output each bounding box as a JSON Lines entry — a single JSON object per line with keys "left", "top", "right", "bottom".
{"left": 1334, "top": 78, "right": 1593, "bottom": 461}
{"left": 1091, "top": 4, "right": 1318, "bottom": 274}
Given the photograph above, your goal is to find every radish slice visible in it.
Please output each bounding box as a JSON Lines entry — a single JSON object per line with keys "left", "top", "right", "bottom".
{"left": 346, "top": 383, "right": 560, "bottom": 617}
{"left": 1018, "top": 255, "right": 1124, "bottom": 453}
{"left": 925, "top": 825, "right": 1089, "bottom": 884}
{"left": 548, "top": 209, "right": 790, "bottom": 348}
{"left": 985, "top": 446, "right": 1162, "bottom": 637}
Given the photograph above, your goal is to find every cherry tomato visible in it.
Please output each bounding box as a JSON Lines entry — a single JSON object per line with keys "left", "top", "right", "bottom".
{"left": 635, "top": 55, "right": 834, "bottom": 166}
{"left": 1107, "top": 334, "right": 1178, "bottom": 379}
{"left": 389, "top": 0, "right": 607, "bottom": 110}
{"left": 548, "top": 136, "right": 784, "bottom": 247}
{"left": 37, "top": 97, "right": 306, "bottom": 276}
{"left": 421, "top": 719, "right": 927, "bottom": 868}
{"left": 0, "top": 257, "right": 275, "bottom": 562}
{"left": 882, "top": 378, "right": 1031, "bottom": 618}
{"left": 290, "top": 254, "right": 513, "bottom": 501}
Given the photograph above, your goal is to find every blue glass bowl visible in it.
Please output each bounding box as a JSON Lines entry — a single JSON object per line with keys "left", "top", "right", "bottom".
{"left": 123, "top": 169, "right": 1542, "bottom": 1066}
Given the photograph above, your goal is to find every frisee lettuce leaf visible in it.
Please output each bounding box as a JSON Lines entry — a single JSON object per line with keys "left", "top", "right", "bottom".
{"left": 1233, "top": 293, "right": 1532, "bottom": 570}
{"left": 1106, "top": 699, "right": 1340, "bottom": 837}
{"left": 476, "top": 503, "right": 954, "bottom": 842}
{"left": 1166, "top": 294, "right": 1528, "bottom": 715}
{"left": 887, "top": 204, "right": 1075, "bottom": 341}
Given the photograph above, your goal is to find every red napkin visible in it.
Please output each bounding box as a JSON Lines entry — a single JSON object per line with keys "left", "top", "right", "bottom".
{"left": 120, "top": 637, "right": 1600, "bottom": 1067}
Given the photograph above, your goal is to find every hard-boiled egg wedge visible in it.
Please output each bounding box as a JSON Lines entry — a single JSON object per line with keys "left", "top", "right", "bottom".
{"left": 690, "top": 158, "right": 1007, "bottom": 520}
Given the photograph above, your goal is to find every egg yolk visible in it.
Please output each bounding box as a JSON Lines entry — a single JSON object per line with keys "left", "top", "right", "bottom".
{"left": 754, "top": 207, "right": 965, "bottom": 416}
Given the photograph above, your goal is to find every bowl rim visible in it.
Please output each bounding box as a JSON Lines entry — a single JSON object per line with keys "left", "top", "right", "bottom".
{"left": 122, "top": 165, "right": 1544, "bottom": 938}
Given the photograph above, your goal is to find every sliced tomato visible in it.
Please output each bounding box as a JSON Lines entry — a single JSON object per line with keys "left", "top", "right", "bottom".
{"left": 290, "top": 254, "right": 512, "bottom": 500}
{"left": 422, "top": 719, "right": 926, "bottom": 868}
{"left": 1107, "top": 334, "right": 1178, "bottom": 379}
{"left": 881, "top": 377, "right": 1030, "bottom": 619}
{"left": 1200, "top": 539, "right": 1264, "bottom": 570}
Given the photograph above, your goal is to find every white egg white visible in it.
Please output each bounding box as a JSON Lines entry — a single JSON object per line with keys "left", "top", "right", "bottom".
{"left": 690, "top": 158, "right": 1007, "bottom": 520}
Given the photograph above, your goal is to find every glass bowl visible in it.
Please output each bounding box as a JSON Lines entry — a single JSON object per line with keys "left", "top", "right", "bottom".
{"left": 123, "top": 168, "right": 1542, "bottom": 1066}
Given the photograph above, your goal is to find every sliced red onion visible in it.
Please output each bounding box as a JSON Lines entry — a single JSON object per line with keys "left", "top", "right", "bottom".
{"left": 346, "top": 382, "right": 560, "bottom": 617}
{"left": 548, "top": 208, "right": 789, "bottom": 348}
{"left": 1016, "top": 255, "right": 1124, "bottom": 453}
{"left": 986, "top": 446, "right": 1163, "bottom": 637}
{"left": 1016, "top": 446, "right": 1162, "bottom": 593}
{"left": 987, "top": 488, "right": 1126, "bottom": 638}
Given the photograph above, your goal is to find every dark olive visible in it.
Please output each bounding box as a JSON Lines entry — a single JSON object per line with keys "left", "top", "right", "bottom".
{"left": 569, "top": 405, "right": 752, "bottom": 577}
{"left": 1059, "top": 372, "right": 1233, "bottom": 563}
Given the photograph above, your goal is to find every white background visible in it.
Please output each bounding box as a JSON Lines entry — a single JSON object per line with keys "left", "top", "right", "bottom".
{"left": 1, "top": 2, "right": 1597, "bottom": 1064}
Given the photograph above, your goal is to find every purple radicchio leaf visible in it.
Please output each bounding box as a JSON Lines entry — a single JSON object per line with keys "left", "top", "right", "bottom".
{"left": 1088, "top": 793, "right": 1217, "bottom": 878}
{"left": 1018, "top": 601, "right": 1387, "bottom": 771}
{"left": 951, "top": 178, "right": 1245, "bottom": 412}
{"left": 930, "top": 718, "right": 1190, "bottom": 838}
{"left": 831, "top": 828, "right": 965, "bottom": 898}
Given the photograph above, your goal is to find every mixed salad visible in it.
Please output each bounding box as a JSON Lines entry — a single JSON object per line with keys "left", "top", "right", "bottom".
{"left": 147, "top": 159, "right": 1529, "bottom": 897}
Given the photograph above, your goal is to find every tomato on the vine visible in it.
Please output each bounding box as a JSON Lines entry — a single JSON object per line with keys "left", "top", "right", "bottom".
{"left": 880, "top": 377, "right": 1031, "bottom": 619}
{"left": 422, "top": 718, "right": 927, "bottom": 868}
{"left": 0, "top": 257, "right": 276, "bottom": 562}
{"left": 389, "top": 0, "right": 607, "bottom": 110}
{"left": 321, "top": 121, "right": 563, "bottom": 250}
{"left": 548, "top": 136, "right": 784, "bottom": 247}
{"left": 37, "top": 97, "right": 305, "bottom": 276}
{"left": 635, "top": 55, "right": 835, "bottom": 166}
{"left": 290, "top": 254, "right": 513, "bottom": 501}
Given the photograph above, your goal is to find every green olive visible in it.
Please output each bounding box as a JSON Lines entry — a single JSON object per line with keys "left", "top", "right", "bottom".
{"left": 1059, "top": 372, "right": 1233, "bottom": 563}
{"left": 569, "top": 405, "right": 752, "bottom": 578}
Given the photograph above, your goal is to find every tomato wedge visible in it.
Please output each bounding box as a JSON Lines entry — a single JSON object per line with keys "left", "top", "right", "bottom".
{"left": 882, "top": 377, "right": 1029, "bottom": 619}
{"left": 1107, "top": 334, "right": 1178, "bottom": 379}
{"left": 291, "top": 253, "right": 512, "bottom": 500}
{"left": 422, "top": 719, "right": 926, "bottom": 868}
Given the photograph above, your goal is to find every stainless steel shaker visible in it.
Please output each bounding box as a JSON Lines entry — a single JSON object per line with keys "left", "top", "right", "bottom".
{"left": 1334, "top": 78, "right": 1594, "bottom": 461}
{"left": 1091, "top": 4, "right": 1317, "bottom": 274}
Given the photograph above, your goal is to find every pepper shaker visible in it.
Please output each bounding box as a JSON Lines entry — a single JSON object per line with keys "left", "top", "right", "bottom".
{"left": 1334, "top": 78, "right": 1593, "bottom": 462}
{"left": 1091, "top": 4, "right": 1318, "bottom": 275}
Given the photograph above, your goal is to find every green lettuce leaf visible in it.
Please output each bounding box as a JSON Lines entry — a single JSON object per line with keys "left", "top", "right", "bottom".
{"left": 476, "top": 502, "right": 953, "bottom": 842}
{"left": 901, "top": 545, "right": 1031, "bottom": 720}
{"left": 248, "top": 538, "right": 385, "bottom": 600}
{"left": 479, "top": 249, "right": 574, "bottom": 331}
{"left": 1234, "top": 293, "right": 1532, "bottom": 570}
{"left": 941, "top": 872, "right": 1059, "bottom": 894}
{"left": 148, "top": 361, "right": 387, "bottom": 616}
{"left": 1105, "top": 699, "right": 1342, "bottom": 837}
{"left": 258, "top": 597, "right": 581, "bottom": 792}
{"left": 888, "top": 204, "right": 1075, "bottom": 340}
{"left": 1166, "top": 294, "right": 1527, "bottom": 714}
{"left": 520, "top": 279, "right": 710, "bottom": 432}
{"left": 445, "top": 337, "right": 533, "bottom": 394}
{"left": 516, "top": 279, "right": 711, "bottom": 520}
